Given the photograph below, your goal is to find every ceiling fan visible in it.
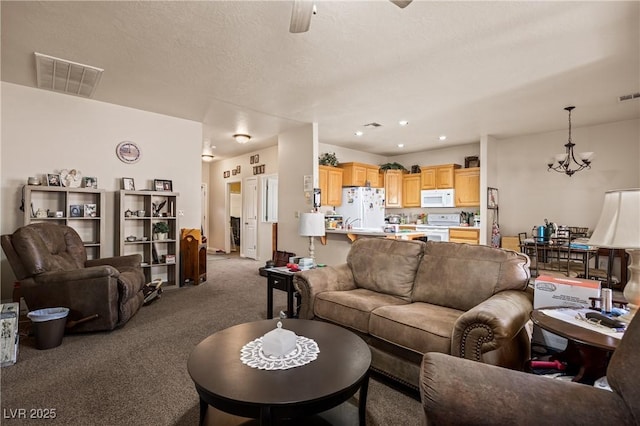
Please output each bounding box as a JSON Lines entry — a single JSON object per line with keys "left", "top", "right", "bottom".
{"left": 290, "top": 0, "right": 413, "bottom": 33}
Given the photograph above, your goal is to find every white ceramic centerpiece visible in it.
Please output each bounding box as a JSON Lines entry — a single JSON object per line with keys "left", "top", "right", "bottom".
{"left": 262, "top": 321, "right": 297, "bottom": 357}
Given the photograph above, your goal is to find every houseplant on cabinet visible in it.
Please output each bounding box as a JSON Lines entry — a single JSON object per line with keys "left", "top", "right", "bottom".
{"left": 153, "top": 222, "right": 170, "bottom": 240}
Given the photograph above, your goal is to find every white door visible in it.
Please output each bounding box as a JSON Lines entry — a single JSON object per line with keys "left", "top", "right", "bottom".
{"left": 201, "top": 183, "right": 208, "bottom": 240}
{"left": 243, "top": 177, "right": 258, "bottom": 259}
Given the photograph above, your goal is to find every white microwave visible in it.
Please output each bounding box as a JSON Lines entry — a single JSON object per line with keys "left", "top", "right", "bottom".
{"left": 421, "top": 189, "right": 455, "bottom": 208}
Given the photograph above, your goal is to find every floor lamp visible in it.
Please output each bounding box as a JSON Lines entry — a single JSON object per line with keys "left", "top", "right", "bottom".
{"left": 299, "top": 212, "right": 325, "bottom": 263}
{"left": 588, "top": 189, "right": 640, "bottom": 323}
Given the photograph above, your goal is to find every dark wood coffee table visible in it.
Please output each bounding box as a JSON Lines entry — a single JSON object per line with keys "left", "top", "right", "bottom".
{"left": 188, "top": 319, "right": 371, "bottom": 425}
{"left": 531, "top": 308, "right": 620, "bottom": 384}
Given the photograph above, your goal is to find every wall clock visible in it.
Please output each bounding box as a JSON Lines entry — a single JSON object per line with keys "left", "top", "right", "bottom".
{"left": 116, "top": 141, "right": 141, "bottom": 164}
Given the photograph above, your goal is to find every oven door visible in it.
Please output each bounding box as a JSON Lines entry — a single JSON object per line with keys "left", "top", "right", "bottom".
{"left": 417, "top": 226, "right": 449, "bottom": 242}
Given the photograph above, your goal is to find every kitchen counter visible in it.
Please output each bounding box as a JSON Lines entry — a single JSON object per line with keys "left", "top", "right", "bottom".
{"left": 323, "top": 228, "right": 427, "bottom": 244}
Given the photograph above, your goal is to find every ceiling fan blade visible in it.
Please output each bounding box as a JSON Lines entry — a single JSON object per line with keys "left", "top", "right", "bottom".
{"left": 290, "top": 0, "right": 315, "bottom": 33}
{"left": 390, "top": 0, "right": 412, "bottom": 8}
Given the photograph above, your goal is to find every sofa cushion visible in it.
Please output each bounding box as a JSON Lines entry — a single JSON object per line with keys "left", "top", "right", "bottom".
{"left": 411, "top": 242, "right": 530, "bottom": 311}
{"left": 315, "top": 288, "right": 409, "bottom": 334}
{"left": 347, "top": 238, "right": 424, "bottom": 301}
{"left": 370, "top": 302, "right": 463, "bottom": 355}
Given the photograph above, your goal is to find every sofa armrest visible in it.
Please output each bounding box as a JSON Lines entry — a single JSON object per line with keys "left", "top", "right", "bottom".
{"left": 420, "top": 352, "right": 634, "bottom": 425}
{"left": 86, "top": 254, "right": 142, "bottom": 270}
{"left": 34, "top": 265, "right": 119, "bottom": 284}
{"left": 294, "top": 264, "right": 356, "bottom": 319}
{"left": 452, "top": 290, "right": 532, "bottom": 361}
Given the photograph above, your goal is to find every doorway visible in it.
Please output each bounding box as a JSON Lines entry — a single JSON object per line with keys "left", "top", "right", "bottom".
{"left": 229, "top": 181, "right": 242, "bottom": 253}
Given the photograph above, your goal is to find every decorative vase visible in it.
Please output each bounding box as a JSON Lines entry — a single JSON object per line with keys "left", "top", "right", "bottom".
{"left": 153, "top": 233, "right": 168, "bottom": 241}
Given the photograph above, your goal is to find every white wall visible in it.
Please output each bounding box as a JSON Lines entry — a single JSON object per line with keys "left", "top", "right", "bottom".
{"left": 493, "top": 118, "right": 639, "bottom": 237}
{"left": 1, "top": 82, "right": 203, "bottom": 299}
{"left": 319, "top": 143, "right": 387, "bottom": 167}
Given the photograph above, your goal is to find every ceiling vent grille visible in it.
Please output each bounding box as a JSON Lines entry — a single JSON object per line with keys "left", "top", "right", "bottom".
{"left": 618, "top": 92, "right": 640, "bottom": 102}
{"left": 35, "top": 52, "right": 103, "bottom": 98}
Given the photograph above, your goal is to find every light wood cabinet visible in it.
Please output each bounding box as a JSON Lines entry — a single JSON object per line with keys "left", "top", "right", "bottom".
{"left": 22, "top": 185, "right": 106, "bottom": 259}
{"left": 449, "top": 228, "right": 480, "bottom": 245}
{"left": 454, "top": 167, "right": 481, "bottom": 207}
{"left": 421, "top": 164, "right": 460, "bottom": 189}
{"left": 402, "top": 174, "right": 422, "bottom": 207}
{"left": 339, "top": 162, "right": 381, "bottom": 187}
{"left": 318, "top": 165, "right": 343, "bottom": 207}
{"left": 117, "top": 190, "right": 179, "bottom": 288}
{"left": 384, "top": 169, "right": 404, "bottom": 208}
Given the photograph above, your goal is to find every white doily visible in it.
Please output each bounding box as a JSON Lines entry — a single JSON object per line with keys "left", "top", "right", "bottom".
{"left": 240, "top": 336, "right": 320, "bottom": 370}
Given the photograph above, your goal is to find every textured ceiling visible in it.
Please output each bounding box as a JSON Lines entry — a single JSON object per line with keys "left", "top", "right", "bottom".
{"left": 2, "top": 1, "right": 639, "bottom": 161}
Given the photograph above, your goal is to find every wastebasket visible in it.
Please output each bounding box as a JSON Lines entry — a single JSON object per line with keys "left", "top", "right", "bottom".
{"left": 27, "top": 307, "right": 69, "bottom": 350}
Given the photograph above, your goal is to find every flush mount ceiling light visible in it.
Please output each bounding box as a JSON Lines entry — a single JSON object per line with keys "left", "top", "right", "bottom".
{"left": 397, "top": 143, "right": 404, "bottom": 148}
{"left": 233, "top": 134, "right": 251, "bottom": 144}
{"left": 547, "top": 106, "right": 594, "bottom": 177}
{"left": 399, "top": 120, "right": 409, "bottom": 126}
{"left": 35, "top": 52, "right": 103, "bottom": 98}
{"left": 354, "top": 131, "right": 364, "bottom": 136}
{"left": 201, "top": 139, "right": 214, "bottom": 162}
{"left": 439, "top": 135, "right": 447, "bottom": 141}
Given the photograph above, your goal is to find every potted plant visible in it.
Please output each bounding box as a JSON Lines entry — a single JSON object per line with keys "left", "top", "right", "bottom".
{"left": 379, "top": 162, "right": 408, "bottom": 172}
{"left": 153, "top": 222, "right": 170, "bottom": 240}
{"left": 318, "top": 152, "right": 339, "bottom": 167}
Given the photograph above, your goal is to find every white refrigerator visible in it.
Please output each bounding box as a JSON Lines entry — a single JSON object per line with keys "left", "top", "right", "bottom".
{"left": 336, "top": 187, "right": 386, "bottom": 229}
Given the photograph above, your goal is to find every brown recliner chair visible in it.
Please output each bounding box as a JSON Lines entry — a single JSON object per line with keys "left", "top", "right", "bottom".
{"left": 2, "top": 223, "right": 145, "bottom": 332}
{"left": 420, "top": 313, "right": 640, "bottom": 425}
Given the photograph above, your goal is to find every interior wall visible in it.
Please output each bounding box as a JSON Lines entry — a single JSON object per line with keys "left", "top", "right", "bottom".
{"left": 0, "top": 82, "right": 203, "bottom": 300}
{"left": 319, "top": 143, "right": 387, "bottom": 166}
{"left": 493, "top": 118, "right": 639, "bottom": 237}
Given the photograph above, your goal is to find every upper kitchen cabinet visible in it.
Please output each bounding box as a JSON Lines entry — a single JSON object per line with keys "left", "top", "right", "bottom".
{"left": 454, "top": 167, "right": 480, "bottom": 207}
{"left": 319, "top": 165, "right": 343, "bottom": 207}
{"left": 339, "top": 162, "right": 381, "bottom": 187}
{"left": 402, "top": 174, "right": 421, "bottom": 207}
{"left": 385, "top": 169, "right": 404, "bottom": 208}
{"left": 421, "top": 164, "right": 461, "bottom": 189}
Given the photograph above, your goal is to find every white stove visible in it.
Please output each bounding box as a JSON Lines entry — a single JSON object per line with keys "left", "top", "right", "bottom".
{"left": 416, "top": 213, "right": 461, "bottom": 242}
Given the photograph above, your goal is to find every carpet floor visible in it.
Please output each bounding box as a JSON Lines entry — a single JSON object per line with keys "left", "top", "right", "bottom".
{"left": 1, "top": 255, "right": 422, "bottom": 425}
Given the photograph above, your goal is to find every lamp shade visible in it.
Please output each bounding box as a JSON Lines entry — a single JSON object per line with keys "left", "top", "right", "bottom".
{"left": 588, "top": 189, "right": 640, "bottom": 249}
{"left": 299, "top": 212, "right": 325, "bottom": 237}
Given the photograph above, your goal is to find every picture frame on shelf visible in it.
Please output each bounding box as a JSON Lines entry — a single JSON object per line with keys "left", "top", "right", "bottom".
{"left": 69, "top": 205, "right": 83, "bottom": 217}
{"left": 84, "top": 203, "right": 97, "bottom": 217}
{"left": 154, "top": 179, "right": 173, "bottom": 192}
{"left": 83, "top": 176, "right": 98, "bottom": 189}
{"left": 122, "top": 177, "right": 135, "bottom": 191}
{"left": 465, "top": 156, "right": 480, "bottom": 168}
{"left": 47, "top": 173, "right": 61, "bottom": 186}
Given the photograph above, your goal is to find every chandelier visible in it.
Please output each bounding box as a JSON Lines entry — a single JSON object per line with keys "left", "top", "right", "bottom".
{"left": 547, "top": 106, "right": 593, "bottom": 176}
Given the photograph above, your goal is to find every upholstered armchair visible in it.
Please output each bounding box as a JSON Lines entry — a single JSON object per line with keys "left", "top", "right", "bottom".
{"left": 2, "top": 223, "right": 145, "bottom": 332}
{"left": 420, "top": 314, "right": 640, "bottom": 425}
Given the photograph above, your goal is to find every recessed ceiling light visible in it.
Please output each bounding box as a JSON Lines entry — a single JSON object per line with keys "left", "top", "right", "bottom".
{"left": 439, "top": 135, "right": 447, "bottom": 141}
{"left": 354, "top": 131, "right": 364, "bottom": 136}
{"left": 397, "top": 143, "right": 404, "bottom": 148}
{"left": 399, "top": 120, "right": 409, "bottom": 126}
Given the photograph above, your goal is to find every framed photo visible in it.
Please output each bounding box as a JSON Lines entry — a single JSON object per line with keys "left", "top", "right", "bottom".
{"left": 84, "top": 203, "right": 97, "bottom": 217}
{"left": 488, "top": 187, "right": 499, "bottom": 209}
{"left": 154, "top": 179, "right": 172, "bottom": 192}
{"left": 47, "top": 173, "right": 61, "bottom": 187}
{"left": 69, "top": 205, "right": 83, "bottom": 217}
{"left": 250, "top": 155, "right": 255, "bottom": 165}
{"left": 236, "top": 165, "right": 241, "bottom": 173}
{"left": 223, "top": 171, "right": 230, "bottom": 178}
{"left": 122, "top": 177, "right": 135, "bottom": 191}
{"left": 83, "top": 176, "right": 98, "bottom": 189}
{"left": 232, "top": 169, "right": 237, "bottom": 176}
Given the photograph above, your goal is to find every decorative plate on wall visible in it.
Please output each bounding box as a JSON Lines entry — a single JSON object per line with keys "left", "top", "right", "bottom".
{"left": 116, "top": 141, "right": 141, "bottom": 164}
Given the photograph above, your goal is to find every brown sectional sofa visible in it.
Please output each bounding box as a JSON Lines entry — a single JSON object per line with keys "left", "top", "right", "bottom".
{"left": 294, "top": 238, "right": 532, "bottom": 390}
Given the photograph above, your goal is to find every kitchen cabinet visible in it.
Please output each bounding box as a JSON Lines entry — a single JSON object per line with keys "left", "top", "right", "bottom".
{"left": 402, "top": 174, "right": 422, "bottom": 207}
{"left": 117, "top": 190, "right": 180, "bottom": 288}
{"left": 449, "top": 228, "right": 480, "bottom": 245}
{"left": 455, "top": 167, "right": 480, "bottom": 207}
{"left": 318, "top": 165, "right": 343, "bottom": 207}
{"left": 384, "top": 169, "right": 404, "bottom": 208}
{"left": 421, "top": 164, "right": 461, "bottom": 189}
{"left": 22, "top": 185, "right": 106, "bottom": 259}
{"left": 339, "top": 162, "right": 381, "bottom": 187}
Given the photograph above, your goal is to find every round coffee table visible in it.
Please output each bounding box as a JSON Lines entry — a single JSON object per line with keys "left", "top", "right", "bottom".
{"left": 188, "top": 319, "right": 371, "bottom": 425}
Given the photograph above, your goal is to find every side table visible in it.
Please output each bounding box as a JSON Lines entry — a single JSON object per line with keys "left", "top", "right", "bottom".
{"left": 264, "top": 267, "right": 300, "bottom": 319}
{"left": 181, "top": 235, "right": 207, "bottom": 285}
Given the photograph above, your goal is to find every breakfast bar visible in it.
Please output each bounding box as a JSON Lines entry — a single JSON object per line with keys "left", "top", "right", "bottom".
{"left": 321, "top": 228, "right": 427, "bottom": 244}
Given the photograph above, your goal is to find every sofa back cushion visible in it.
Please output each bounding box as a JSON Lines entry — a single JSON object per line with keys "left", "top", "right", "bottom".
{"left": 411, "top": 241, "right": 530, "bottom": 311}
{"left": 347, "top": 238, "right": 425, "bottom": 301}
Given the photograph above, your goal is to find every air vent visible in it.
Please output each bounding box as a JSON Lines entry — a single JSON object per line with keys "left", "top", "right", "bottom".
{"left": 364, "top": 122, "right": 382, "bottom": 128}
{"left": 618, "top": 92, "right": 640, "bottom": 102}
{"left": 35, "top": 52, "right": 103, "bottom": 98}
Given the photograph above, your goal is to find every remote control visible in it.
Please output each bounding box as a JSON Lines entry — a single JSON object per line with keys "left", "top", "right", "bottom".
{"left": 585, "top": 312, "right": 625, "bottom": 329}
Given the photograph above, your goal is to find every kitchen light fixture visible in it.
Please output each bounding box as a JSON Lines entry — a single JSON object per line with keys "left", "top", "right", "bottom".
{"left": 399, "top": 120, "right": 409, "bottom": 126}
{"left": 233, "top": 134, "right": 251, "bottom": 144}
{"left": 354, "top": 131, "right": 364, "bottom": 137}
{"left": 439, "top": 135, "right": 447, "bottom": 141}
{"left": 547, "top": 106, "right": 593, "bottom": 176}
{"left": 298, "top": 212, "right": 325, "bottom": 262}
{"left": 397, "top": 144, "right": 404, "bottom": 148}
{"left": 201, "top": 139, "right": 214, "bottom": 162}
{"left": 588, "top": 189, "right": 640, "bottom": 322}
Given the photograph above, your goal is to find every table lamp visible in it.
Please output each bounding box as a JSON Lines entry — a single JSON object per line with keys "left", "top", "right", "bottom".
{"left": 588, "top": 189, "right": 640, "bottom": 322}
{"left": 299, "top": 212, "right": 325, "bottom": 263}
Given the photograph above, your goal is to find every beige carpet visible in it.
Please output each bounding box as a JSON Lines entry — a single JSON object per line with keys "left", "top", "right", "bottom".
{"left": 1, "top": 255, "right": 422, "bottom": 426}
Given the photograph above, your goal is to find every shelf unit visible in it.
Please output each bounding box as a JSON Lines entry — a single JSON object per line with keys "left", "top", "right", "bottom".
{"left": 23, "top": 185, "right": 106, "bottom": 259}
{"left": 117, "top": 190, "right": 180, "bottom": 288}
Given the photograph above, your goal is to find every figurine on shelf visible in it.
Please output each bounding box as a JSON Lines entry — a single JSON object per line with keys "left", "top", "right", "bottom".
{"left": 152, "top": 200, "right": 166, "bottom": 217}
